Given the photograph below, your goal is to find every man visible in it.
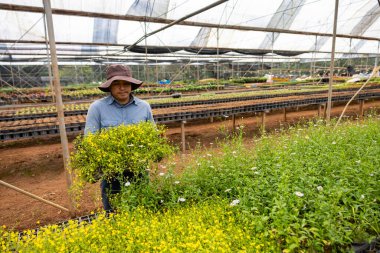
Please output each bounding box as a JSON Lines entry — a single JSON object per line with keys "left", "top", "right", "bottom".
{"left": 85, "top": 64, "right": 154, "bottom": 211}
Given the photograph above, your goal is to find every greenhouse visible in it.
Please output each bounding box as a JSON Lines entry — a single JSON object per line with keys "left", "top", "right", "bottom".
{"left": 0, "top": 0, "right": 380, "bottom": 252}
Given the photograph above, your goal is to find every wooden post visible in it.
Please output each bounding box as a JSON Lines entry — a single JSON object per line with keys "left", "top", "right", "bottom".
{"left": 210, "top": 116, "right": 214, "bottom": 123}
{"left": 324, "top": 103, "right": 328, "bottom": 119}
{"left": 359, "top": 100, "right": 364, "bottom": 119}
{"left": 181, "top": 121, "right": 186, "bottom": 152}
{"left": 43, "top": 0, "right": 73, "bottom": 212}
{"left": 232, "top": 114, "right": 236, "bottom": 131}
{"left": 261, "top": 111, "right": 266, "bottom": 133}
{"left": 0, "top": 180, "right": 69, "bottom": 212}
{"left": 318, "top": 104, "right": 322, "bottom": 117}
{"left": 283, "top": 108, "right": 287, "bottom": 122}
{"left": 42, "top": 15, "right": 55, "bottom": 103}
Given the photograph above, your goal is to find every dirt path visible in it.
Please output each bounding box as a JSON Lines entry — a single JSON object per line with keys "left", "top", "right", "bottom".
{"left": 1, "top": 100, "right": 379, "bottom": 231}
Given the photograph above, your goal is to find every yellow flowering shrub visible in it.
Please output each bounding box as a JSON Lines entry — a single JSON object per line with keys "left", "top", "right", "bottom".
{"left": 0, "top": 202, "right": 278, "bottom": 252}
{"left": 70, "top": 122, "right": 175, "bottom": 183}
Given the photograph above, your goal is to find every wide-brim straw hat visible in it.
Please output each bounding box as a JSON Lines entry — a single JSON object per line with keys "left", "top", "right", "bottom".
{"left": 98, "top": 65, "right": 143, "bottom": 92}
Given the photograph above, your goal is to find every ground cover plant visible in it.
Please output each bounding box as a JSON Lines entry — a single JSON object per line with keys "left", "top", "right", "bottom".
{"left": 0, "top": 202, "right": 277, "bottom": 252}
{"left": 113, "top": 117, "right": 380, "bottom": 251}
{"left": 1, "top": 117, "right": 379, "bottom": 252}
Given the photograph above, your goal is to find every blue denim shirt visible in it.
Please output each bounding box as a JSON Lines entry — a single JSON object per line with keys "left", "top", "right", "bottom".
{"left": 84, "top": 95, "right": 154, "bottom": 134}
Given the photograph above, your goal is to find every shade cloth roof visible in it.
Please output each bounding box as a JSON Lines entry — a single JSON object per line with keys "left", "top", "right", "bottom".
{"left": 0, "top": 0, "right": 379, "bottom": 63}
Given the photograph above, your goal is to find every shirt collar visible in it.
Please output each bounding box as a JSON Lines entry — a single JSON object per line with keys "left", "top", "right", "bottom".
{"left": 106, "top": 94, "right": 140, "bottom": 106}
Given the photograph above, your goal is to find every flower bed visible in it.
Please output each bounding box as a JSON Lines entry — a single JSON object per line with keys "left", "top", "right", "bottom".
{"left": 1, "top": 117, "right": 379, "bottom": 252}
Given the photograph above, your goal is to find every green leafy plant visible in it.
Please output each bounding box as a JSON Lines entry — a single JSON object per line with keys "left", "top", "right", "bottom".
{"left": 114, "top": 117, "right": 380, "bottom": 251}
{"left": 70, "top": 122, "right": 175, "bottom": 183}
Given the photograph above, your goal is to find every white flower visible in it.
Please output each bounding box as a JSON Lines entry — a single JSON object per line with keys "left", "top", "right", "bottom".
{"left": 317, "top": 186, "right": 323, "bottom": 191}
{"left": 124, "top": 181, "right": 131, "bottom": 187}
{"left": 254, "top": 171, "right": 260, "bottom": 175}
{"left": 160, "top": 200, "right": 164, "bottom": 203}
{"left": 138, "top": 145, "right": 144, "bottom": 148}
{"left": 159, "top": 172, "right": 165, "bottom": 176}
{"left": 145, "top": 168, "right": 151, "bottom": 172}
{"left": 207, "top": 154, "right": 212, "bottom": 157}
{"left": 210, "top": 165, "right": 215, "bottom": 168}
{"left": 160, "top": 165, "right": 167, "bottom": 169}
{"left": 290, "top": 152, "right": 296, "bottom": 156}
{"left": 127, "top": 144, "right": 134, "bottom": 147}
{"left": 361, "top": 195, "right": 365, "bottom": 199}
{"left": 230, "top": 199, "right": 240, "bottom": 206}
{"left": 197, "top": 163, "right": 201, "bottom": 166}
{"left": 356, "top": 160, "right": 361, "bottom": 164}
{"left": 370, "top": 173, "right": 374, "bottom": 177}
{"left": 332, "top": 141, "right": 336, "bottom": 145}
{"left": 251, "top": 167, "right": 257, "bottom": 170}
{"left": 178, "top": 197, "right": 186, "bottom": 202}
{"left": 174, "top": 181, "right": 180, "bottom": 184}
{"left": 209, "top": 142, "right": 213, "bottom": 145}
{"left": 224, "top": 188, "right": 232, "bottom": 192}
{"left": 295, "top": 191, "right": 304, "bottom": 197}
{"left": 232, "top": 151, "right": 237, "bottom": 154}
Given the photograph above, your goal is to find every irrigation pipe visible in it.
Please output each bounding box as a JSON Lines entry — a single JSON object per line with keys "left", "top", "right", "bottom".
{"left": 0, "top": 180, "right": 69, "bottom": 212}
{"left": 334, "top": 66, "right": 380, "bottom": 129}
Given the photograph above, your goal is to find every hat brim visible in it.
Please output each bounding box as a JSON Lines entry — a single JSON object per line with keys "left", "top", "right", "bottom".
{"left": 98, "top": 76, "right": 143, "bottom": 92}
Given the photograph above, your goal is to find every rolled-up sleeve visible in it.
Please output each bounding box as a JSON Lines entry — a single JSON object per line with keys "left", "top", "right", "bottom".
{"left": 84, "top": 103, "right": 101, "bottom": 135}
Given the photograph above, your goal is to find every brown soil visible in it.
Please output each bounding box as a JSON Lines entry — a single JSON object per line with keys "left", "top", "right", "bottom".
{"left": 1, "top": 100, "right": 379, "bottom": 231}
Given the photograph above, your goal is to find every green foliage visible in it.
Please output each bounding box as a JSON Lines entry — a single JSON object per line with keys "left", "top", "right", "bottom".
{"left": 0, "top": 202, "right": 278, "bottom": 252}
{"left": 70, "top": 122, "right": 175, "bottom": 183}
{"left": 114, "top": 118, "right": 380, "bottom": 251}
{"left": 229, "top": 77, "right": 267, "bottom": 83}
{"left": 2, "top": 118, "right": 380, "bottom": 252}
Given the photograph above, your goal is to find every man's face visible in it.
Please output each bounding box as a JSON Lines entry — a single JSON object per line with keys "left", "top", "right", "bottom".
{"left": 110, "top": 80, "right": 132, "bottom": 104}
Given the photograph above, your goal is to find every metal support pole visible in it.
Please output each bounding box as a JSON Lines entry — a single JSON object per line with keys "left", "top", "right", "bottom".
{"left": 0, "top": 180, "right": 69, "bottom": 212}
{"left": 155, "top": 57, "right": 158, "bottom": 83}
{"left": 216, "top": 27, "right": 220, "bottom": 91}
{"left": 197, "top": 64, "right": 200, "bottom": 81}
{"left": 181, "top": 121, "right": 186, "bottom": 152}
{"left": 43, "top": 0, "right": 73, "bottom": 212}
{"left": 326, "top": 0, "right": 339, "bottom": 122}
{"left": 144, "top": 22, "right": 148, "bottom": 83}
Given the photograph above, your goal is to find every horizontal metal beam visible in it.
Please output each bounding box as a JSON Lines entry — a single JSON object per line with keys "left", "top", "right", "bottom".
{"left": 0, "top": 3, "right": 379, "bottom": 42}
